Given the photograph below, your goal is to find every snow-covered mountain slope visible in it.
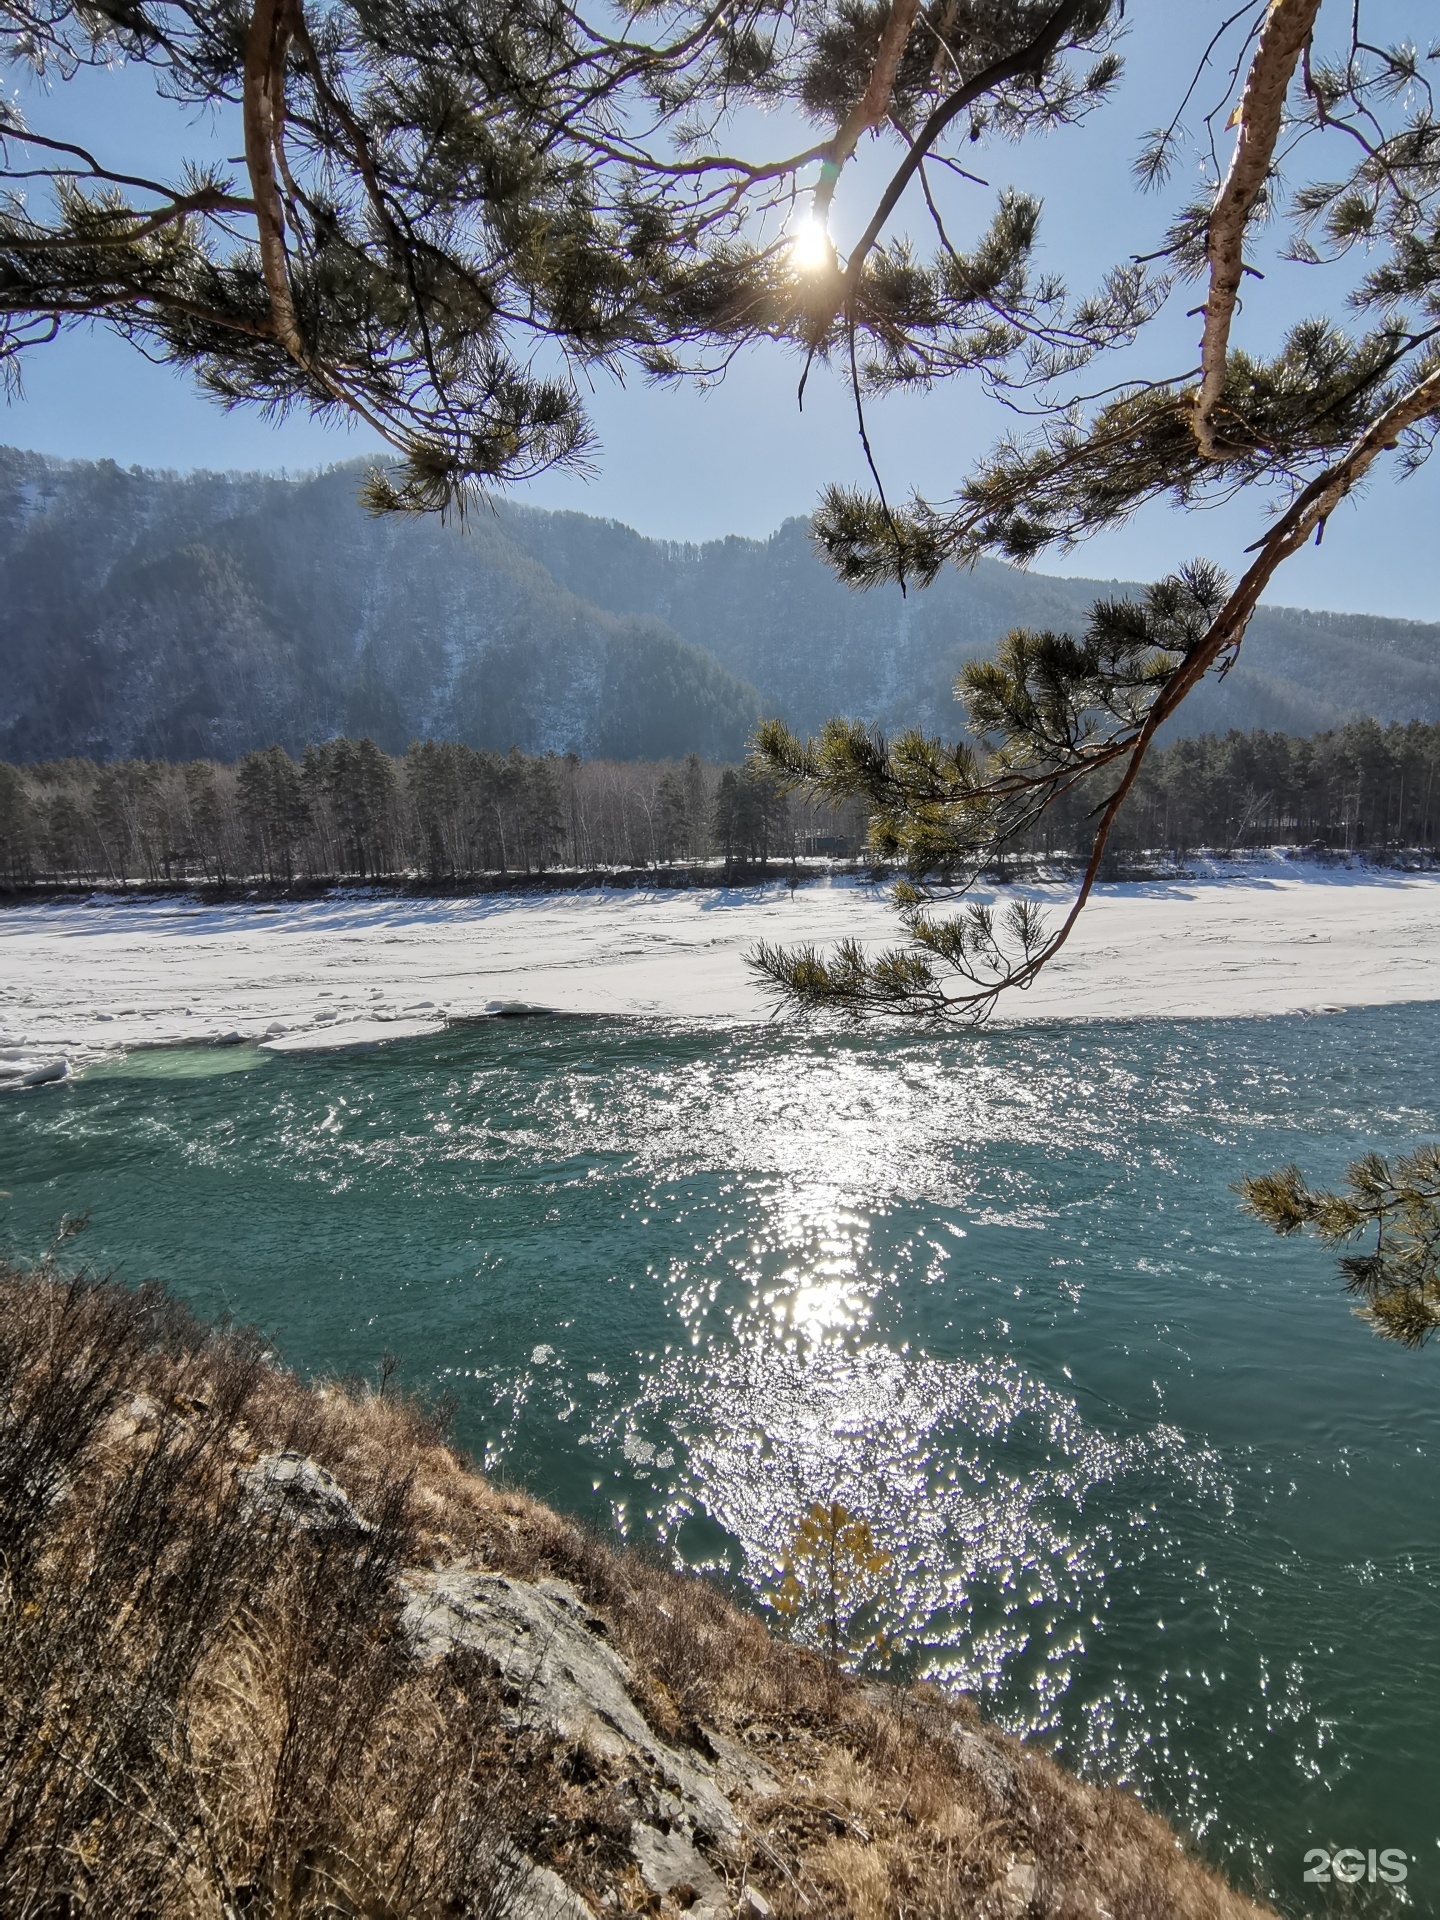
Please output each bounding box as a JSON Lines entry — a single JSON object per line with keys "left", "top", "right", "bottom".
{"left": 0, "top": 451, "right": 759, "bottom": 763}
{"left": 5, "top": 445, "right": 1438, "bottom": 765}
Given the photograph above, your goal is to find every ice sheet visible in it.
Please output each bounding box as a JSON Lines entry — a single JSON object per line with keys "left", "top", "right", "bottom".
{"left": 3, "top": 857, "right": 1438, "bottom": 1078}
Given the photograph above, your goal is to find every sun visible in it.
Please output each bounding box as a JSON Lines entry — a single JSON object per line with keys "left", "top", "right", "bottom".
{"left": 789, "top": 214, "right": 834, "bottom": 272}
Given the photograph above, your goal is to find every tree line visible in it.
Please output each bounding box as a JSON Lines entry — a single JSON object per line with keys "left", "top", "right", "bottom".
{"left": 0, "top": 741, "right": 863, "bottom": 888}
{"left": 1043, "top": 718, "right": 1440, "bottom": 865}
{"left": 0, "top": 718, "right": 1436, "bottom": 891}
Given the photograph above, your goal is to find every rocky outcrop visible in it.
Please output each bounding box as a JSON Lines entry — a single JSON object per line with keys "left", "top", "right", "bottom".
{"left": 203, "top": 1440, "right": 1262, "bottom": 1920}
{"left": 403, "top": 1566, "right": 744, "bottom": 1917}
{"left": 240, "top": 1449, "right": 377, "bottom": 1537}
{"left": 0, "top": 1260, "right": 1278, "bottom": 1920}
{"left": 509, "top": 1853, "right": 600, "bottom": 1920}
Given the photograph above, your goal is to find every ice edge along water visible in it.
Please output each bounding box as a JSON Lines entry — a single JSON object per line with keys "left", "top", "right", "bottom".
{"left": 4, "top": 854, "right": 1440, "bottom": 1082}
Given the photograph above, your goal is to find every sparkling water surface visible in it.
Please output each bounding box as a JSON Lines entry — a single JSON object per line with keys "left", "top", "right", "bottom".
{"left": 3, "top": 1007, "right": 1438, "bottom": 1914}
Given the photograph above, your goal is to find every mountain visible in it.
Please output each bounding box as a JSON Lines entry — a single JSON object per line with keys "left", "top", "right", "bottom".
{"left": 494, "top": 506, "right": 1440, "bottom": 740}
{"left": 0, "top": 450, "right": 759, "bottom": 763}
{"left": 3, "top": 445, "right": 1437, "bottom": 764}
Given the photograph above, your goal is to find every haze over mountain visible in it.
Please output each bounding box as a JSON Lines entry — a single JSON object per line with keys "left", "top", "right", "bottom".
{"left": 4, "top": 445, "right": 1437, "bottom": 765}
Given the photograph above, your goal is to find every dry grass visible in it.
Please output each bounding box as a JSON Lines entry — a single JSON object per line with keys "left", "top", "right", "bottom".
{"left": 0, "top": 1259, "right": 1276, "bottom": 1919}
{"left": 0, "top": 1261, "right": 548, "bottom": 1917}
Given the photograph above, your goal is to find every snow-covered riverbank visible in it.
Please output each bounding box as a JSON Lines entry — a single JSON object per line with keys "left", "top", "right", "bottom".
{"left": 4, "top": 856, "right": 1440, "bottom": 1080}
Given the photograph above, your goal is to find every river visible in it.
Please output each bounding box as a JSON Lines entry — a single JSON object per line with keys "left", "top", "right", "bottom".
{"left": 3, "top": 1005, "right": 1437, "bottom": 1914}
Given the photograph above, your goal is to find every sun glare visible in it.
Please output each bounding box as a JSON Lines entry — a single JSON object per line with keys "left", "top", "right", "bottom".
{"left": 789, "top": 214, "right": 833, "bottom": 272}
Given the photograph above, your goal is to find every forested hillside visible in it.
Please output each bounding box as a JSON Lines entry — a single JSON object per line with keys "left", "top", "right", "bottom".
{"left": 0, "top": 450, "right": 760, "bottom": 765}
{"left": 495, "top": 508, "right": 1440, "bottom": 739}
{"left": 3, "top": 448, "right": 1438, "bottom": 768}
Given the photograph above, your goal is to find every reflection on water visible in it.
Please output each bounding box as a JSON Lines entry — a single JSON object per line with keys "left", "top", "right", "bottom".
{"left": 3, "top": 1008, "right": 1440, "bottom": 1912}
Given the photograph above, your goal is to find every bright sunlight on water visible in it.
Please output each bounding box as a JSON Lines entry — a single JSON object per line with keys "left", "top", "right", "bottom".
{"left": 3, "top": 1007, "right": 1438, "bottom": 1914}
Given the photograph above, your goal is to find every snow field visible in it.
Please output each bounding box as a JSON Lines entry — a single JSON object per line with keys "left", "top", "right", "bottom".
{"left": 3, "top": 857, "right": 1440, "bottom": 1081}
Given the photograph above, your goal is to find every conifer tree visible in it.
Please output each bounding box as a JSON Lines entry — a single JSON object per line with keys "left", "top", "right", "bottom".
{"left": 304, "top": 736, "right": 396, "bottom": 877}
{"left": 0, "top": 758, "right": 30, "bottom": 879}
{"left": 713, "top": 764, "right": 789, "bottom": 865}
{"left": 520, "top": 753, "right": 567, "bottom": 872}
{"left": 656, "top": 767, "right": 690, "bottom": 864}
{"left": 238, "top": 744, "right": 309, "bottom": 882}
{"left": 181, "top": 761, "right": 232, "bottom": 883}
{"left": 405, "top": 740, "right": 474, "bottom": 881}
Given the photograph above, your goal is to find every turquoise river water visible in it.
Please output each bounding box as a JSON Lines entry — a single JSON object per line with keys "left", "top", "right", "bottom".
{"left": 2, "top": 1006, "right": 1438, "bottom": 1915}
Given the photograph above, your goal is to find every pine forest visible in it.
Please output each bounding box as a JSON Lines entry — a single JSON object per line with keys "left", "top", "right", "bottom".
{"left": 3, "top": 719, "right": 1437, "bottom": 890}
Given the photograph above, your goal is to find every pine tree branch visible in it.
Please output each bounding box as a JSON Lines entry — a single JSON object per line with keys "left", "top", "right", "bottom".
{"left": 237, "top": 0, "right": 439, "bottom": 468}
{"left": 286, "top": 12, "right": 397, "bottom": 253}
{"left": 0, "top": 188, "right": 253, "bottom": 251}
{"left": 1241, "top": 1143, "right": 1440, "bottom": 1345}
{"left": 810, "top": 0, "right": 1096, "bottom": 350}
{"left": 1192, "top": 0, "right": 1322, "bottom": 460}
{"left": 0, "top": 127, "right": 253, "bottom": 216}
{"left": 242, "top": 0, "right": 301, "bottom": 358}
{"left": 1163, "top": 358, "right": 1440, "bottom": 718}
{"left": 765, "top": 350, "right": 1440, "bottom": 1020}
{"left": 814, "top": 0, "right": 923, "bottom": 225}
{"left": 968, "top": 354, "right": 1440, "bottom": 1007}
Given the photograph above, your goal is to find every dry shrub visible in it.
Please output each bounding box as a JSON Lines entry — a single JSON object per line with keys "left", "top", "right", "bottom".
{"left": 810, "top": 1836, "right": 895, "bottom": 1920}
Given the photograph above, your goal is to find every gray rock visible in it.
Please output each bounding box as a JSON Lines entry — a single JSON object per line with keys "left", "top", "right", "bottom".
{"left": 239, "top": 1451, "right": 375, "bottom": 1536}
{"left": 631, "top": 1822, "right": 729, "bottom": 1919}
{"left": 401, "top": 1567, "right": 738, "bottom": 1845}
{"left": 507, "top": 1853, "right": 595, "bottom": 1920}
{"left": 997, "top": 1856, "right": 1038, "bottom": 1916}
{"left": 953, "top": 1727, "right": 1017, "bottom": 1806}
{"left": 113, "top": 1393, "right": 165, "bottom": 1440}
{"left": 694, "top": 1727, "right": 780, "bottom": 1803}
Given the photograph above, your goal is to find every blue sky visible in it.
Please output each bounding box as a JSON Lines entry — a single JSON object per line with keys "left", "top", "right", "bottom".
{"left": 5, "top": 2, "right": 1435, "bottom": 620}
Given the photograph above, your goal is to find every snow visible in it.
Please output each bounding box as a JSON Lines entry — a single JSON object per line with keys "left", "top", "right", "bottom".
{"left": 3, "top": 856, "right": 1440, "bottom": 1079}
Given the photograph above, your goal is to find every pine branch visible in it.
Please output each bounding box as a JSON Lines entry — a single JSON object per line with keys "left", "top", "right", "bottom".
{"left": 813, "top": 0, "right": 923, "bottom": 225}
{"left": 759, "top": 344, "right": 1440, "bottom": 1023}
{"left": 1241, "top": 1144, "right": 1440, "bottom": 1346}
{"left": 807, "top": 0, "right": 1099, "bottom": 352}
{"left": 1193, "top": 0, "right": 1323, "bottom": 461}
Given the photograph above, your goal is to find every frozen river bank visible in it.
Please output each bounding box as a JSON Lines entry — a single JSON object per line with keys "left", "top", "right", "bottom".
{"left": 4, "top": 856, "right": 1440, "bottom": 1078}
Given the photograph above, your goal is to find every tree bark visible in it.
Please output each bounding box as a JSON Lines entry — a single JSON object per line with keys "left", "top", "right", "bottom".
{"left": 1192, "top": 0, "right": 1322, "bottom": 460}
{"left": 815, "top": 0, "right": 923, "bottom": 223}
{"left": 243, "top": 0, "right": 304, "bottom": 359}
